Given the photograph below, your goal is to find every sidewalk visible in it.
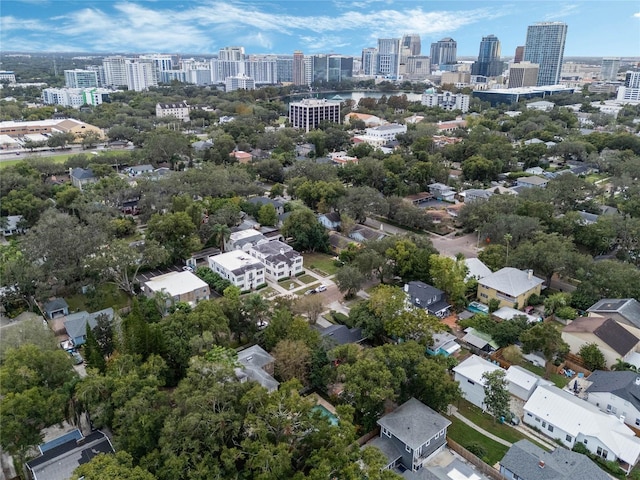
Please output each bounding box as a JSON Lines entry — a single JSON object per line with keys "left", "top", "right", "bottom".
{"left": 448, "top": 405, "right": 512, "bottom": 447}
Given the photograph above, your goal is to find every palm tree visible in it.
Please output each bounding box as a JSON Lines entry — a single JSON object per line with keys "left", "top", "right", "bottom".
{"left": 504, "top": 233, "right": 513, "bottom": 266}
{"left": 210, "top": 223, "right": 231, "bottom": 252}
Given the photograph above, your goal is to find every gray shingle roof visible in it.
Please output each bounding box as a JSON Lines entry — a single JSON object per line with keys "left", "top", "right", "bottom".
{"left": 563, "top": 317, "right": 639, "bottom": 356}
{"left": 478, "top": 267, "right": 544, "bottom": 298}
{"left": 585, "top": 370, "right": 640, "bottom": 412}
{"left": 377, "top": 398, "right": 451, "bottom": 450}
{"left": 319, "top": 324, "right": 363, "bottom": 346}
{"left": 63, "top": 308, "right": 114, "bottom": 341}
{"left": 587, "top": 298, "right": 640, "bottom": 329}
{"left": 500, "top": 440, "right": 610, "bottom": 480}
{"left": 43, "top": 298, "right": 68, "bottom": 315}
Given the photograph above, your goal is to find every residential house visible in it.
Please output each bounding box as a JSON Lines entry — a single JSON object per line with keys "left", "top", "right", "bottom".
{"left": 461, "top": 327, "right": 499, "bottom": 353}
{"left": 524, "top": 166, "right": 545, "bottom": 174}
{"left": 330, "top": 151, "right": 359, "bottom": 166}
{"left": 463, "top": 257, "right": 492, "bottom": 281}
{"left": 185, "top": 246, "right": 221, "bottom": 270}
{"left": 500, "top": 439, "right": 611, "bottom": 480}
{"left": 63, "top": 307, "right": 114, "bottom": 346}
{"left": 143, "top": 271, "right": 210, "bottom": 308}
{"left": 453, "top": 354, "right": 502, "bottom": 409}
{"left": 463, "top": 188, "right": 493, "bottom": 203}
{"left": 505, "top": 365, "right": 550, "bottom": 403}
{"left": 231, "top": 150, "right": 252, "bottom": 164}
{"left": 404, "top": 281, "right": 451, "bottom": 318}
{"left": 492, "top": 306, "right": 540, "bottom": 324}
{"left": 367, "top": 398, "right": 451, "bottom": 472}
{"left": 318, "top": 324, "right": 364, "bottom": 348}
{"left": 523, "top": 384, "right": 640, "bottom": 473}
{"left": 477, "top": 267, "right": 544, "bottom": 309}
{"left": 208, "top": 250, "right": 265, "bottom": 291}
{"left": 349, "top": 224, "right": 386, "bottom": 243}
{"left": 427, "top": 183, "right": 455, "bottom": 202}
{"left": 2, "top": 215, "right": 25, "bottom": 236}
{"left": 516, "top": 176, "right": 549, "bottom": 188}
{"left": 353, "top": 123, "right": 407, "bottom": 147}
{"left": 248, "top": 240, "right": 303, "bottom": 281}
{"left": 318, "top": 212, "right": 342, "bottom": 230}
{"left": 26, "top": 430, "right": 115, "bottom": 480}
{"left": 584, "top": 371, "right": 640, "bottom": 429}
{"left": 426, "top": 332, "right": 460, "bottom": 357}
{"left": 577, "top": 210, "right": 599, "bottom": 225}
{"left": 562, "top": 317, "right": 640, "bottom": 369}
{"left": 69, "top": 167, "right": 96, "bottom": 190}
{"left": 247, "top": 197, "right": 285, "bottom": 216}
{"left": 156, "top": 101, "right": 190, "bottom": 121}
{"left": 124, "top": 164, "right": 154, "bottom": 177}
{"left": 225, "top": 229, "right": 269, "bottom": 252}
{"left": 403, "top": 192, "right": 434, "bottom": 206}
{"left": 328, "top": 232, "right": 358, "bottom": 254}
{"left": 237, "top": 344, "right": 279, "bottom": 393}
{"left": 587, "top": 298, "right": 640, "bottom": 330}
{"left": 191, "top": 139, "right": 213, "bottom": 151}
{"left": 43, "top": 297, "right": 69, "bottom": 319}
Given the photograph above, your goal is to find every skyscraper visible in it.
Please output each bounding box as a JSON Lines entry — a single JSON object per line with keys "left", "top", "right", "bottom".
{"left": 377, "top": 38, "right": 401, "bottom": 78}
{"left": 508, "top": 62, "right": 540, "bottom": 88}
{"left": 471, "top": 35, "right": 504, "bottom": 77}
{"left": 361, "top": 48, "right": 377, "bottom": 76}
{"left": 523, "top": 22, "right": 567, "bottom": 86}
{"left": 401, "top": 34, "right": 421, "bottom": 56}
{"left": 514, "top": 46, "right": 525, "bottom": 63}
{"left": 601, "top": 58, "right": 620, "bottom": 81}
{"left": 64, "top": 69, "right": 98, "bottom": 89}
{"left": 617, "top": 71, "right": 640, "bottom": 101}
{"left": 293, "top": 51, "right": 305, "bottom": 86}
{"left": 430, "top": 38, "right": 457, "bottom": 70}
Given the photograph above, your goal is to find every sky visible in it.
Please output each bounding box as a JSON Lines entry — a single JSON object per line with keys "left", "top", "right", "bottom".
{"left": 1, "top": 0, "right": 639, "bottom": 58}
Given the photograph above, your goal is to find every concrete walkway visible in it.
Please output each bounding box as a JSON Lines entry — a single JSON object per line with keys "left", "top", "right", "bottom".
{"left": 448, "top": 405, "right": 513, "bottom": 447}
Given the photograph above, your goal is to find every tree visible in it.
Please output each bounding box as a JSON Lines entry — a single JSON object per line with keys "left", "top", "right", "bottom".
{"left": 294, "top": 294, "right": 324, "bottom": 325}
{"left": 84, "top": 323, "right": 106, "bottom": 372}
{"left": 412, "top": 359, "right": 461, "bottom": 412}
{"left": 338, "top": 186, "right": 388, "bottom": 223}
{"left": 88, "top": 239, "right": 168, "bottom": 295}
{"left": 281, "top": 208, "right": 329, "bottom": 252}
{"left": 47, "top": 131, "right": 75, "bottom": 149}
{"left": 272, "top": 339, "right": 311, "bottom": 385}
{"left": 510, "top": 233, "right": 581, "bottom": 286}
{"left": 208, "top": 223, "right": 231, "bottom": 252}
{"left": 142, "top": 128, "right": 190, "bottom": 166}
{"left": 429, "top": 255, "right": 468, "bottom": 308}
{"left": 579, "top": 343, "right": 606, "bottom": 371}
{"left": 482, "top": 370, "right": 510, "bottom": 421}
{"left": 520, "top": 322, "right": 569, "bottom": 378}
{"left": 80, "top": 131, "right": 103, "bottom": 150}
{"left": 257, "top": 203, "right": 278, "bottom": 226}
{"left": 71, "top": 451, "right": 156, "bottom": 480}
{"left": 384, "top": 308, "right": 443, "bottom": 345}
{"left": 146, "top": 211, "right": 202, "bottom": 262}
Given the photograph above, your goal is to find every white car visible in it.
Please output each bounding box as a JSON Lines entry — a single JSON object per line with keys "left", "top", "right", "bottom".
{"left": 315, "top": 284, "right": 327, "bottom": 292}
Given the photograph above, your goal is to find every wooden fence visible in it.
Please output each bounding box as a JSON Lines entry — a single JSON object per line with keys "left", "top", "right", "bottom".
{"left": 446, "top": 437, "right": 508, "bottom": 480}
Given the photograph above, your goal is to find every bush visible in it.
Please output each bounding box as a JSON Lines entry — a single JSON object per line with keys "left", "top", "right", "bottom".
{"left": 331, "top": 311, "right": 351, "bottom": 326}
{"left": 465, "top": 443, "right": 487, "bottom": 459}
{"left": 488, "top": 298, "right": 500, "bottom": 313}
{"left": 527, "top": 294, "right": 542, "bottom": 306}
{"left": 556, "top": 306, "right": 578, "bottom": 320}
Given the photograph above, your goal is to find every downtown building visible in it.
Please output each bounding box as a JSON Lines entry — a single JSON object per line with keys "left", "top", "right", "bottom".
{"left": 507, "top": 62, "right": 540, "bottom": 88}
{"left": 42, "top": 87, "right": 113, "bottom": 108}
{"left": 288, "top": 98, "right": 341, "bottom": 132}
{"left": 471, "top": 35, "right": 505, "bottom": 78}
{"left": 421, "top": 89, "right": 470, "bottom": 112}
{"left": 430, "top": 38, "right": 457, "bottom": 71}
{"left": 377, "top": 38, "right": 402, "bottom": 78}
{"left": 617, "top": 71, "right": 640, "bottom": 102}
{"left": 601, "top": 57, "right": 621, "bottom": 81}
{"left": 64, "top": 69, "right": 99, "bottom": 89}
{"left": 523, "top": 22, "right": 568, "bottom": 86}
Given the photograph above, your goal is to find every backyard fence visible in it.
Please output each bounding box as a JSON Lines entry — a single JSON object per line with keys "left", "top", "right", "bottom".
{"left": 446, "top": 438, "right": 508, "bottom": 480}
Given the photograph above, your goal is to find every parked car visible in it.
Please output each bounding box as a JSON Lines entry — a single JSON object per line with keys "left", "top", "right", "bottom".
{"left": 182, "top": 265, "right": 194, "bottom": 272}
{"left": 315, "top": 284, "right": 327, "bottom": 292}
{"left": 305, "top": 288, "right": 317, "bottom": 295}
{"left": 69, "top": 350, "right": 84, "bottom": 365}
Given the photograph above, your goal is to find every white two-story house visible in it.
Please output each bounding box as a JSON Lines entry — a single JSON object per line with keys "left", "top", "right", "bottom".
{"left": 208, "top": 250, "right": 265, "bottom": 291}
{"left": 248, "top": 240, "right": 303, "bottom": 282}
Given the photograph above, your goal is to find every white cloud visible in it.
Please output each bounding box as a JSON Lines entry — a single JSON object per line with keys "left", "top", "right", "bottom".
{"left": 544, "top": 4, "right": 579, "bottom": 20}
{"left": 634, "top": 11, "right": 640, "bottom": 18}
{"left": 0, "top": 0, "right": 507, "bottom": 53}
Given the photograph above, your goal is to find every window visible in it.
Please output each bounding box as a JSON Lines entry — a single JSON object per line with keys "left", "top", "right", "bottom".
{"left": 542, "top": 421, "right": 546, "bottom": 428}
{"left": 548, "top": 425, "right": 554, "bottom": 433}
{"left": 635, "top": 418, "right": 640, "bottom": 427}
{"left": 583, "top": 439, "right": 588, "bottom": 445}
{"left": 405, "top": 444, "right": 411, "bottom": 453}
{"left": 526, "top": 413, "right": 533, "bottom": 417}
{"left": 382, "top": 427, "right": 390, "bottom": 438}
{"left": 596, "top": 447, "right": 608, "bottom": 458}
{"left": 535, "top": 417, "right": 540, "bottom": 423}
{"left": 566, "top": 435, "right": 572, "bottom": 442}
{"left": 606, "top": 404, "right": 612, "bottom": 412}
{"left": 467, "top": 380, "right": 475, "bottom": 385}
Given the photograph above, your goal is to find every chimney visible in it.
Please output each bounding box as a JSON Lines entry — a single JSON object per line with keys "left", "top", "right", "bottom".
{"left": 527, "top": 269, "right": 533, "bottom": 280}
{"left": 404, "top": 284, "right": 409, "bottom": 293}
{"left": 538, "top": 460, "right": 545, "bottom": 469}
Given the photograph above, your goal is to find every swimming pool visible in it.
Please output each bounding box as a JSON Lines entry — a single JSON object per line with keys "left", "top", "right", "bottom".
{"left": 312, "top": 405, "right": 339, "bottom": 426}
{"left": 467, "top": 301, "right": 489, "bottom": 314}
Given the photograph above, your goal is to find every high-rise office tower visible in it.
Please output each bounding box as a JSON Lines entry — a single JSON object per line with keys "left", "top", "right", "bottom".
{"left": 293, "top": 50, "right": 305, "bottom": 85}
{"left": 507, "top": 62, "right": 540, "bottom": 88}
{"left": 514, "top": 46, "right": 525, "bottom": 63}
{"left": 601, "top": 58, "right": 620, "bottom": 81}
{"left": 377, "top": 38, "right": 401, "bottom": 78}
{"left": 618, "top": 71, "right": 640, "bottom": 101}
{"left": 471, "top": 35, "right": 505, "bottom": 77}
{"left": 430, "top": 38, "right": 457, "bottom": 70}
{"left": 361, "top": 48, "right": 377, "bottom": 76}
{"left": 102, "top": 56, "right": 129, "bottom": 87}
{"left": 523, "top": 22, "right": 567, "bottom": 86}
{"left": 64, "top": 69, "right": 99, "bottom": 89}
{"left": 402, "top": 34, "right": 421, "bottom": 56}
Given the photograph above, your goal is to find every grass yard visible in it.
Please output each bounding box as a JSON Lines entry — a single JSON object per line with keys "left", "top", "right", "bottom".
{"left": 456, "top": 400, "right": 550, "bottom": 450}
{"left": 518, "top": 361, "right": 569, "bottom": 388}
{"left": 0, "top": 149, "right": 132, "bottom": 170}
{"left": 445, "top": 415, "right": 509, "bottom": 466}
{"left": 65, "top": 284, "right": 130, "bottom": 313}
{"left": 296, "top": 274, "right": 317, "bottom": 284}
{"left": 303, "top": 253, "right": 339, "bottom": 276}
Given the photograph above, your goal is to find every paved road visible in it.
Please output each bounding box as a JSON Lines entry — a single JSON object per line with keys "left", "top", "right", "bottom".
{"left": 0, "top": 146, "right": 84, "bottom": 162}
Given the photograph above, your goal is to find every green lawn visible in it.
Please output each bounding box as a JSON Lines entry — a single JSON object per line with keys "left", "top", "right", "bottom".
{"left": 456, "top": 400, "right": 550, "bottom": 450}
{"left": 303, "top": 253, "right": 339, "bottom": 276}
{"left": 0, "top": 150, "right": 131, "bottom": 170}
{"left": 518, "top": 361, "right": 569, "bottom": 388}
{"left": 296, "top": 274, "right": 317, "bottom": 284}
{"left": 65, "top": 284, "right": 130, "bottom": 313}
{"left": 446, "top": 415, "right": 509, "bottom": 466}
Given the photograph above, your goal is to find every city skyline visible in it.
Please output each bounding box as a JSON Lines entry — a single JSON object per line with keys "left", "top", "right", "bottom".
{"left": 1, "top": 1, "right": 639, "bottom": 57}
